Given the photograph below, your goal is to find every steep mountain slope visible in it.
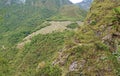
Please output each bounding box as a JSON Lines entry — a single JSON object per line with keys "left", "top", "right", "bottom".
{"left": 50, "top": 5, "right": 87, "bottom": 21}
{"left": 76, "top": 0, "right": 93, "bottom": 10}
{"left": 1, "top": 0, "right": 72, "bottom": 9}
{"left": 25, "top": 0, "right": 72, "bottom": 11}
{"left": 54, "top": 0, "right": 120, "bottom": 75}
{"left": 76, "top": 0, "right": 93, "bottom": 11}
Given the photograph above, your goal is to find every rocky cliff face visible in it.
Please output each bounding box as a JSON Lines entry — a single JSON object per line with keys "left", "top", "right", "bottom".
{"left": 1, "top": 0, "right": 25, "bottom": 5}
{"left": 3, "top": 0, "right": 72, "bottom": 6}
{"left": 1, "top": 0, "right": 72, "bottom": 9}
{"left": 25, "top": 0, "right": 72, "bottom": 10}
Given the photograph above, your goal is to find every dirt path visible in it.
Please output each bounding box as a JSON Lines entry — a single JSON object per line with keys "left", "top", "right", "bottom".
{"left": 17, "top": 21, "right": 82, "bottom": 49}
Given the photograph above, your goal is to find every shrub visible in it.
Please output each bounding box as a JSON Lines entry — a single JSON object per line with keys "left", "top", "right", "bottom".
{"left": 0, "top": 58, "right": 10, "bottom": 76}
{"left": 95, "top": 41, "right": 109, "bottom": 51}
{"left": 67, "top": 23, "right": 79, "bottom": 29}
{"left": 113, "top": 6, "right": 120, "bottom": 22}
{"left": 90, "top": 20, "right": 97, "bottom": 26}
{"left": 36, "top": 65, "right": 62, "bottom": 76}
{"left": 114, "top": 6, "right": 120, "bottom": 14}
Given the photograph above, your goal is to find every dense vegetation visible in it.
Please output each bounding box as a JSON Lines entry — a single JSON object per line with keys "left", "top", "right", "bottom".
{"left": 0, "top": 31, "right": 73, "bottom": 76}
{"left": 0, "top": 4, "right": 56, "bottom": 46}
{"left": 67, "top": 23, "right": 79, "bottom": 29}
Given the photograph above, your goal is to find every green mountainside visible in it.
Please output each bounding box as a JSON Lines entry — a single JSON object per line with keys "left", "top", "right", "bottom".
{"left": 0, "top": 0, "right": 120, "bottom": 76}
{"left": 0, "top": 0, "right": 86, "bottom": 47}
